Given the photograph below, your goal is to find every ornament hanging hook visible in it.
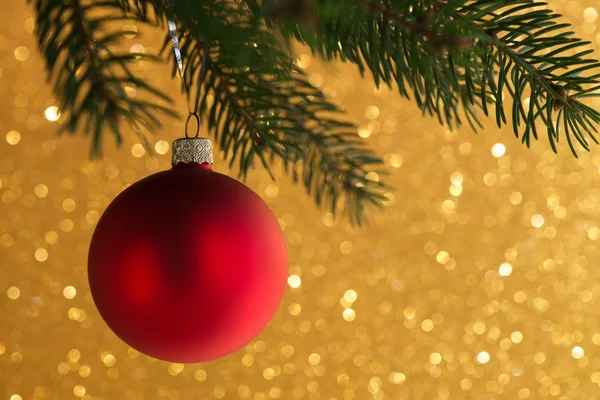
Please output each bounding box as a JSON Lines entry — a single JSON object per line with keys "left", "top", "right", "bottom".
{"left": 164, "top": 0, "right": 210, "bottom": 139}
{"left": 185, "top": 113, "right": 200, "bottom": 138}
{"left": 164, "top": 0, "right": 189, "bottom": 109}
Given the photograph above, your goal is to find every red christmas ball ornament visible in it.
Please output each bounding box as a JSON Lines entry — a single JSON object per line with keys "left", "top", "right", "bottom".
{"left": 88, "top": 137, "right": 288, "bottom": 363}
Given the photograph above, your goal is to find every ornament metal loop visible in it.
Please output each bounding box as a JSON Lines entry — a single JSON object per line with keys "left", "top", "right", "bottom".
{"left": 185, "top": 113, "right": 200, "bottom": 138}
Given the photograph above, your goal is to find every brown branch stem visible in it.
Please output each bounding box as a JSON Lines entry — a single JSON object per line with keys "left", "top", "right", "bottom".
{"left": 357, "top": 0, "right": 471, "bottom": 50}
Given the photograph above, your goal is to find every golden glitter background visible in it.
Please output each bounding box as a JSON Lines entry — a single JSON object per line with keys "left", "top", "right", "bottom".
{"left": 3, "top": 1, "right": 600, "bottom": 399}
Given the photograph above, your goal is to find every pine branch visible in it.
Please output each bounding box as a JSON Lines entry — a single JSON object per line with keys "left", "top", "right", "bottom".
{"left": 31, "top": 0, "right": 600, "bottom": 224}
{"left": 252, "top": 71, "right": 389, "bottom": 226}
{"left": 266, "top": 0, "right": 600, "bottom": 155}
{"left": 167, "top": 1, "right": 389, "bottom": 225}
{"left": 30, "top": 0, "right": 175, "bottom": 155}
{"left": 455, "top": 0, "right": 600, "bottom": 153}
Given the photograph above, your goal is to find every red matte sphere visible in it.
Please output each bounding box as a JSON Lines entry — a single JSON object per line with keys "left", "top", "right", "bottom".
{"left": 88, "top": 163, "right": 288, "bottom": 363}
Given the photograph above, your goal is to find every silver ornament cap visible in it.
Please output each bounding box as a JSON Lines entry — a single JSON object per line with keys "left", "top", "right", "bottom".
{"left": 171, "top": 138, "right": 213, "bottom": 166}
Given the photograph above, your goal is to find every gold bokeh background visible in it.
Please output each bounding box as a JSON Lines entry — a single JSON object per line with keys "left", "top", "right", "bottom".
{"left": 3, "top": 1, "right": 600, "bottom": 399}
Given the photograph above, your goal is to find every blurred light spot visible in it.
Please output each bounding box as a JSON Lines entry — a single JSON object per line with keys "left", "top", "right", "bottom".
{"left": 473, "top": 322, "right": 486, "bottom": 334}
{"left": 130, "top": 44, "right": 145, "bottom": 53}
{"left": 288, "top": 303, "right": 301, "bottom": 316}
{"left": 519, "top": 388, "right": 531, "bottom": 398}
{"left": 7, "top": 286, "right": 20, "bottom": 300}
{"left": 123, "top": 24, "right": 138, "bottom": 39}
{"left": 241, "top": 354, "right": 254, "bottom": 366}
{"left": 344, "top": 289, "right": 357, "bottom": 303}
{"left": 254, "top": 341, "right": 266, "bottom": 352}
{"left": 195, "top": 369, "right": 207, "bottom": 381}
{"left": 450, "top": 172, "right": 464, "bottom": 185}
{"left": 168, "top": 363, "right": 184, "bottom": 376}
{"left": 281, "top": 345, "right": 294, "bottom": 357}
{"left": 131, "top": 143, "right": 145, "bottom": 158}
{"left": 477, "top": 351, "right": 490, "bottom": 364}
{"left": 265, "top": 184, "right": 279, "bottom": 198}
{"left": 11, "top": 352, "right": 23, "bottom": 363}
{"left": 510, "top": 191, "right": 523, "bottom": 205}
{"left": 385, "top": 153, "right": 403, "bottom": 168}
{"left": 365, "top": 106, "right": 380, "bottom": 120}
{"left": 338, "top": 373, "right": 350, "bottom": 385}
{"left": 436, "top": 251, "right": 449, "bottom": 264}
{"left": 483, "top": 172, "right": 497, "bottom": 186}
{"left": 365, "top": 171, "right": 379, "bottom": 182}
{"left": 491, "top": 143, "right": 506, "bottom": 157}
{"left": 45, "top": 106, "right": 61, "bottom": 122}
{"left": 404, "top": 307, "right": 416, "bottom": 320}
{"left": 572, "top": 346, "right": 584, "bottom": 359}
{"left": 296, "top": 54, "right": 311, "bottom": 69}
{"left": 511, "top": 331, "right": 524, "bottom": 343}
{"left": 155, "top": 140, "right": 169, "bottom": 155}
{"left": 449, "top": 184, "right": 463, "bottom": 196}
{"left": 14, "top": 46, "right": 29, "bottom": 61}
{"left": 79, "top": 365, "right": 91, "bottom": 377}
{"left": 35, "top": 248, "right": 48, "bottom": 262}
{"left": 124, "top": 86, "right": 137, "bottom": 97}
{"left": 499, "top": 263, "right": 513, "bottom": 276}
{"left": 35, "top": 184, "right": 49, "bottom": 198}
{"left": 584, "top": 7, "right": 598, "bottom": 22}
{"left": 6, "top": 130, "right": 21, "bottom": 145}
{"left": 86, "top": 211, "right": 99, "bottom": 225}
{"left": 73, "top": 385, "right": 86, "bottom": 397}
{"left": 340, "top": 241, "right": 353, "bottom": 254}
{"left": 358, "top": 127, "right": 371, "bottom": 139}
{"left": 343, "top": 308, "right": 356, "bottom": 322}
{"left": 213, "top": 387, "right": 225, "bottom": 398}
{"left": 1, "top": 234, "right": 13, "bottom": 247}
{"left": 389, "top": 372, "right": 406, "bottom": 384}
{"left": 287, "top": 275, "right": 301, "bottom": 288}
{"left": 421, "top": 319, "right": 434, "bottom": 331}
{"left": 58, "top": 362, "right": 70, "bottom": 374}
{"left": 308, "top": 353, "right": 321, "bottom": 365}
{"left": 63, "top": 286, "right": 77, "bottom": 299}
{"left": 309, "top": 73, "right": 323, "bottom": 87}
{"left": 313, "top": 264, "right": 326, "bottom": 277}
{"left": 263, "top": 367, "right": 275, "bottom": 380}
{"left": 459, "top": 142, "right": 473, "bottom": 155}
{"left": 321, "top": 213, "right": 336, "bottom": 227}
{"left": 441, "top": 200, "right": 455, "bottom": 213}
{"left": 102, "top": 353, "right": 116, "bottom": 367}
{"left": 68, "top": 307, "right": 81, "bottom": 320}
{"left": 62, "top": 199, "right": 76, "bottom": 212}
{"left": 531, "top": 214, "right": 545, "bottom": 228}
{"left": 68, "top": 349, "right": 81, "bottom": 362}
{"left": 382, "top": 192, "right": 395, "bottom": 206}
{"left": 60, "top": 219, "right": 74, "bottom": 232}
{"left": 430, "top": 352, "right": 442, "bottom": 365}
{"left": 498, "top": 373, "right": 510, "bottom": 385}
{"left": 269, "top": 388, "right": 281, "bottom": 399}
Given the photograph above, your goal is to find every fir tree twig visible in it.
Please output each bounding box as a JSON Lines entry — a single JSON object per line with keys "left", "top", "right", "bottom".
{"left": 269, "top": 0, "right": 600, "bottom": 155}
{"left": 167, "top": 6, "right": 389, "bottom": 225}
{"left": 29, "top": 0, "right": 600, "bottom": 224}
{"left": 30, "top": 0, "right": 175, "bottom": 155}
